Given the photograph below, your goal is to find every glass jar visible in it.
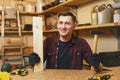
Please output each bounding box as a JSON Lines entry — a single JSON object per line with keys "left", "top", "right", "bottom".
{"left": 91, "top": 5, "right": 98, "bottom": 25}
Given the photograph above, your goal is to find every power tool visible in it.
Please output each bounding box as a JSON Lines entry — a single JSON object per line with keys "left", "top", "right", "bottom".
{"left": 1, "top": 63, "right": 11, "bottom": 72}
{"left": 10, "top": 69, "right": 28, "bottom": 76}
{"left": 88, "top": 74, "right": 113, "bottom": 80}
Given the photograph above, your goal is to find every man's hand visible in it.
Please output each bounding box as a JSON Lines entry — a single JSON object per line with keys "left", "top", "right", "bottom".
{"left": 91, "top": 63, "right": 103, "bottom": 72}
{"left": 90, "top": 54, "right": 103, "bottom": 72}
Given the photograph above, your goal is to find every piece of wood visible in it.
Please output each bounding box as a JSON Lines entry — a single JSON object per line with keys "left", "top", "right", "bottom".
{"left": 33, "top": 17, "right": 43, "bottom": 72}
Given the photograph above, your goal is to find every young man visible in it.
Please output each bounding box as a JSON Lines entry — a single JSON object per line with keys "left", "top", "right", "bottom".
{"left": 43, "top": 11, "right": 100, "bottom": 70}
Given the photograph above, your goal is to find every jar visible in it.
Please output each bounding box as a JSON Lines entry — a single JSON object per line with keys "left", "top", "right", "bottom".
{"left": 91, "top": 5, "right": 98, "bottom": 25}
{"left": 114, "top": 9, "right": 120, "bottom": 22}
{"left": 25, "top": 4, "right": 36, "bottom": 12}
{"left": 36, "top": 0, "right": 44, "bottom": 12}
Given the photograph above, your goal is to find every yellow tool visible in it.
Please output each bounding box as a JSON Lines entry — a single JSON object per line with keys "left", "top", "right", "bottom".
{"left": 18, "top": 69, "right": 28, "bottom": 76}
{"left": 0, "top": 72, "right": 10, "bottom": 80}
{"left": 10, "top": 69, "right": 28, "bottom": 76}
{"left": 88, "top": 74, "right": 113, "bottom": 80}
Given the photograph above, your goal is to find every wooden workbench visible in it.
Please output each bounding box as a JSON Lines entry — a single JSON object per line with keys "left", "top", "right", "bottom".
{"left": 11, "top": 67, "right": 120, "bottom": 80}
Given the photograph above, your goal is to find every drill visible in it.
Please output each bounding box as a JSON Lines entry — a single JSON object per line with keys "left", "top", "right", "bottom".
{"left": 88, "top": 74, "right": 113, "bottom": 80}
{"left": 10, "top": 69, "right": 28, "bottom": 76}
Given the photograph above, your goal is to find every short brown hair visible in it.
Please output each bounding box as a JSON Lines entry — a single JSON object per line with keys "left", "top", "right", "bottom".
{"left": 57, "top": 11, "right": 77, "bottom": 23}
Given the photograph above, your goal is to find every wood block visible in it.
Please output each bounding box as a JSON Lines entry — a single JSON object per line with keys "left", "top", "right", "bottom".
{"left": 33, "top": 17, "right": 43, "bottom": 72}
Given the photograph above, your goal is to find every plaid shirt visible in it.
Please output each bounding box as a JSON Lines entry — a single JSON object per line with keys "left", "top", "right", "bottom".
{"left": 43, "top": 35, "right": 92, "bottom": 69}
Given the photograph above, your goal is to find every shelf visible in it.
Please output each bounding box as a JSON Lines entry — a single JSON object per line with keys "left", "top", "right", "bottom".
{"left": 3, "top": 45, "right": 22, "bottom": 49}
{"left": 19, "top": 12, "right": 41, "bottom": 16}
{"left": 0, "top": 23, "right": 119, "bottom": 33}
{"left": 0, "top": 0, "right": 93, "bottom": 16}
{"left": 22, "top": 31, "right": 33, "bottom": 34}
{"left": 4, "top": 52, "right": 23, "bottom": 56}
{"left": 0, "top": 30, "right": 33, "bottom": 34}
{"left": 43, "top": 23, "right": 120, "bottom": 33}
{"left": 19, "top": 0, "right": 93, "bottom": 15}
{"left": 0, "top": 29, "right": 32, "bottom": 34}
{"left": 75, "top": 23, "right": 119, "bottom": 30}
{"left": 0, "top": 0, "right": 93, "bottom": 15}
{"left": 43, "top": 29, "right": 58, "bottom": 33}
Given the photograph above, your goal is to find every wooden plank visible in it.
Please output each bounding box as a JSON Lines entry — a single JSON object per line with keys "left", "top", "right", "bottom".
{"left": 43, "top": 23, "right": 120, "bottom": 33}
{"left": 33, "top": 17, "right": 43, "bottom": 72}
{"left": 67, "top": 0, "right": 92, "bottom": 6}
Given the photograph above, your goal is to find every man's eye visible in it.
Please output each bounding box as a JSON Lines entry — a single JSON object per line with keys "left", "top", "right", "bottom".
{"left": 65, "top": 22, "right": 70, "bottom": 25}
{"left": 59, "top": 22, "right": 63, "bottom": 24}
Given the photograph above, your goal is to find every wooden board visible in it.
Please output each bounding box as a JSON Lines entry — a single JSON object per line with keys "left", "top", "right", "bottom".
{"left": 33, "top": 17, "right": 43, "bottom": 72}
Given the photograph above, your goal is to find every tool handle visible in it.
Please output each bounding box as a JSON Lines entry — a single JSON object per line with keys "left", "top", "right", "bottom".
{"left": 93, "top": 34, "right": 98, "bottom": 54}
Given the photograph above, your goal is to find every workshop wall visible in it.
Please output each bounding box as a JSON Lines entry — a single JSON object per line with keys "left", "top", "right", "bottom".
{"left": 0, "top": 0, "right": 118, "bottom": 53}
{"left": 77, "top": 0, "right": 118, "bottom": 52}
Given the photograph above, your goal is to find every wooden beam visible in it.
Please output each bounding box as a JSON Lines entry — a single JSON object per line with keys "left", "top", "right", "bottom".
{"left": 33, "top": 17, "right": 43, "bottom": 72}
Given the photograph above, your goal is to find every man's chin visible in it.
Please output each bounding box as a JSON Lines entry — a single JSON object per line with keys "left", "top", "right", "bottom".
{"left": 59, "top": 31, "right": 69, "bottom": 36}
{"left": 60, "top": 34, "right": 67, "bottom": 37}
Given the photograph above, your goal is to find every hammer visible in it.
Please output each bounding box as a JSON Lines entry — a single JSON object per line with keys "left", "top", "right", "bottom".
{"left": 90, "top": 30, "right": 103, "bottom": 72}
{"left": 90, "top": 30, "right": 103, "bottom": 54}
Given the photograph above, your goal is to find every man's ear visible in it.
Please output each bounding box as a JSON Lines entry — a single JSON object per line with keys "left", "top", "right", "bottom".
{"left": 73, "top": 22, "right": 77, "bottom": 29}
{"left": 75, "top": 22, "right": 78, "bottom": 26}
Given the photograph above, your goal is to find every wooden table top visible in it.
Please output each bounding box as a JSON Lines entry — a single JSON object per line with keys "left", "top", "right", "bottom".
{"left": 11, "top": 67, "right": 120, "bottom": 80}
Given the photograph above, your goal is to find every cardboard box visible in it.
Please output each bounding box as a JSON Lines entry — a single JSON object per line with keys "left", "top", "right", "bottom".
{"left": 5, "top": 7, "right": 16, "bottom": 19}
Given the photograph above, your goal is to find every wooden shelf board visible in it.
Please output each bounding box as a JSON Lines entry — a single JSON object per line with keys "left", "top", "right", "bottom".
{"left": 43, "top": 29, "right": 58, "bottom": 33}
{"left": 0, "top": 23, "right": 120, "bottom": 33}
{"left": 5, "top": 52, "right": 23, "bottom": 56}
{"left": 20, "top": 1, "right": 72, "bottom": 15}
{"left": 19, "top": 0, "right": 93, "bottom": 15}
{"left": 40, "top": 0, "right": 92, "bottom": 14}
{"left": 75, "top": 23, "right": 119, "bottom": 30}
{"left": 1, "top": 0, "right": 94, "bottom": 16}
{"left": 22, "top": 31, "right": 33, "bottom": 34}
{"left": 20, "top": 12, "right": 41, "bottom": 16}
{"left": 0, "top": 30, "right": 33, "bottom": 34}
{"left": 43, "top": 23, "right": 120, "bottom": 33}
{"left": 66, "top": 0, "right": 93, "bottom": 6}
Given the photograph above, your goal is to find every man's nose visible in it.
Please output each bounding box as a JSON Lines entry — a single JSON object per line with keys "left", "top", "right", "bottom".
{"left": 62, "top": 23, "right": 66, "bottom": 28}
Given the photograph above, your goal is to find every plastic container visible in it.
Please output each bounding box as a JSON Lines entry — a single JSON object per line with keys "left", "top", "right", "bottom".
{"left": 114, "top": 9, "right": 120, "bottom": 22}
{"left": 98, "top": 4, "right": 112, "bottom": 24}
